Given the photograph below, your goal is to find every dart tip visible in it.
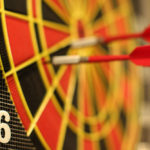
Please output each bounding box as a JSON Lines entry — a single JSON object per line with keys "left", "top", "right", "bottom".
{"left": 44, "top": 60, "right": 52, "bottom": 64}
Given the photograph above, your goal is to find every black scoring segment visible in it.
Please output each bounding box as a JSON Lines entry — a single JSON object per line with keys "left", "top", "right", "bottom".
{"left": 30, "top": 130, "right": 45, "bottom": 150}
{"left": 63, "top": 126, "right": 77, "bottom": 150}
{"left": 92, "top": 8, "right": 103, "bottom": 23}
{"left": 0, "top": 15, "right": 11, "bottom": 72}
{"left": 91, "top": 95, "right": 99, "bottom": 115}
{"left": 72, "top": 77, "right": 78, "bottom": 109}
{"left": 112, "top": 0, "right": 118, "bottom": 8}
{"left": 122, "top": 49, "right": 130, "bottom": 74}
{"left": 17, "top": 63, "right": 46, "bottom": 115}
{"left": 131, "top": 0, "right": 141, "bottom": 15}
{"left": 119, "top": 108, "right": 127, "bottom": 131}
{"left": 84, "top": 123, "right": 91, "bottom": 133}
{"left": 54, "top": 90, "right": 65, "bottom": 109}
{"left": 42, "top": 1, "right": 68, "bottom": 25}
{"left": 99, "top": 138, "right": 107, "bottom": 150}
{"left": 4, "top": 0, "right": 27, "bottom": 15}
{"left": 34, "top": 23, "right": 42, "bottom": 53}
{"left": 50, "top": 45, "right": 71, "bottom": 73}
{"left": 95, "top": 64, "right": 109, "bottom": 91}
{"left": 89, "top": 75, "right": 99, "bottom": 115}
{"left": 99, "top": 43, "right": 109, "bottom": 53}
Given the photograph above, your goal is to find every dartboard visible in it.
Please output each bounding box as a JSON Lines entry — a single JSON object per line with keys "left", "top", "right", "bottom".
{"left": 0, "top": 0, "right": 140, "bottom": 150}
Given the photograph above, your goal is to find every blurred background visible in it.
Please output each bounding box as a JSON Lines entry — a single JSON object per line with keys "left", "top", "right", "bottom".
{"left": 132, "top": 0, "right": 150, "bottom": 149}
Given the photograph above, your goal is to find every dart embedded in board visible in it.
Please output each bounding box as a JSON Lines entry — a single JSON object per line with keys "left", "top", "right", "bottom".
{"left": 60, "top": 25, "right": 150, "bottom": 50}
{"left": 52, "top": 45, "right": 150, "bottom": 67}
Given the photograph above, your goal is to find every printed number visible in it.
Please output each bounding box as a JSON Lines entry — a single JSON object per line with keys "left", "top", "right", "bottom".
{"left": 0, "top": 110, "right": 11, "bottom": 143}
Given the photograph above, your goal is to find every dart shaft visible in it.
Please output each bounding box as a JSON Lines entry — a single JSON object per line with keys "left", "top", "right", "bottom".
{"left": 103, "top": 33, "right": 141, "bottom": 43}
{"left": 88, "top": 55, "right": 130, "bottom": 62}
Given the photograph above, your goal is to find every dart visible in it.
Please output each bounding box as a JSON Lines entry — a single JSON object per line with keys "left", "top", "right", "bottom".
{"left": 101, "top": 25, "right": 150, "bottom": 43}
{"left": 69, "top": 26, "right": 150, "bottom": 49}
{"left": 52, "top": 45, "right": 150, "bottom": 66}
{"left": 48, "top": 26, "right": 150, "bottom": 51}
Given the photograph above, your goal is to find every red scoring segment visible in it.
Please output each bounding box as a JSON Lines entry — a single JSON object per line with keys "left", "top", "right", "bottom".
{"left": 59, "top": 66, "right": 72, "bottom": 94}
{"left": 32, "top": 0, "right": 37, "bottom": 18}
{"left": 44, "top": 26, "right": 70, "bottom": 49}
{"left": 37, "top": 98, "right": 62, "bottom": 150}
{"left": 94, "top": 25, "right": 109, "bottom": 39}
{"left": 6, "top": 16, "right": 35, "bottom": 66}
{"left": 84, "top": 139, "right": 94, "bottom": 150}
{"left": 7, "top": 76, "right": 31, "bottom": 130}
{"left": 110, "top": 126, "right": 121, "bottom": 150}
{"left": 42, "top": 58, "right": 53, "bottom": 84}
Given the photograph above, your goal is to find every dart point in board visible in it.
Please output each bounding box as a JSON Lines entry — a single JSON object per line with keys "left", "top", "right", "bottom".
{"left": 52, "top": 45, "right": 150, "bottom": 67}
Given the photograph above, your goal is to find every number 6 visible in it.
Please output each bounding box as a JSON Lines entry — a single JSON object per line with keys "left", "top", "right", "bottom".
{"left": 0, "top": 110, "right": 11, "bottom": 143}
